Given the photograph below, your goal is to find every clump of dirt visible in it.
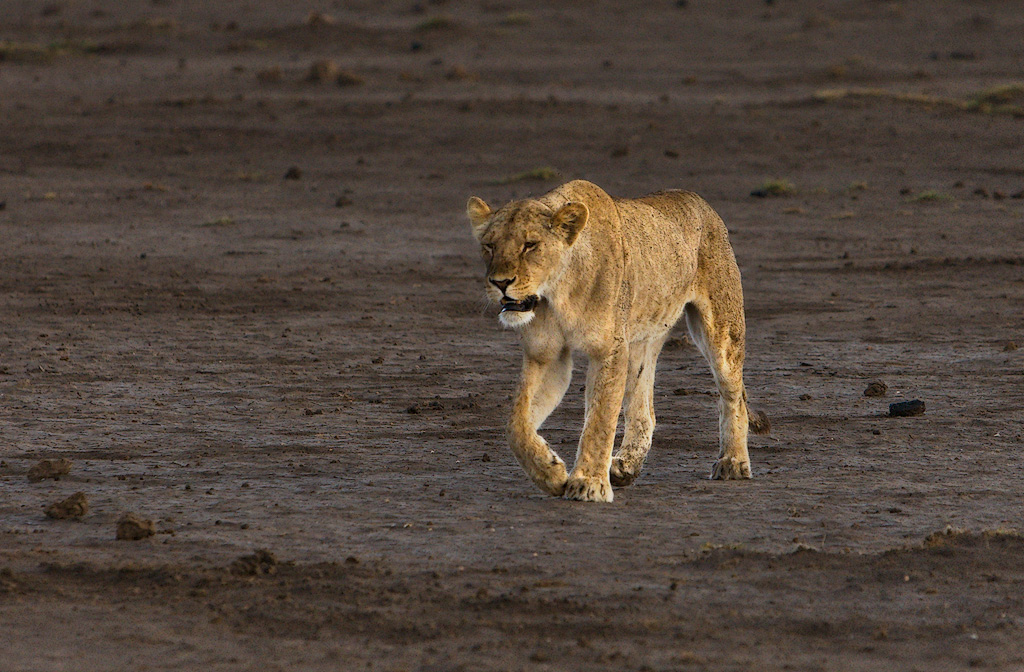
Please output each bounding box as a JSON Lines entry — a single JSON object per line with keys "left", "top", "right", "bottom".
{"left": 230, "top": 549, "right": 278, "bottom": 576}
{"left": 27, "top": 458, "right": 72, "bottom": 482}
{"left": 304, "top": 11, "right": 336, "bottom": 27}
{"left": 0, "top": 567, "right": 17, "bottom": 594}
{"left": 44, "top": 492, "right": 89, "bottom": 520}
{"left": 116, "top": 513, "right": 156, "bottom": 540}
{"left": 335, "top": 69, "right": 364, "bottom": 87}
{"left": 445, "top": 64, "right": 475, "bottom": 81}
{"left": 923, "top": 526, "right": 1022, "bottom": 548}
{"left": 306, "top": 59, "right": 340, "bottom": 83}
{"left": 863, "top": 381, "right": 888, "bottom": 397}
{"left": 305, "top": 59, "right": 364, "bottom": 87}
{"left": 256, "top": 66, "right": 282, "bottom": 83}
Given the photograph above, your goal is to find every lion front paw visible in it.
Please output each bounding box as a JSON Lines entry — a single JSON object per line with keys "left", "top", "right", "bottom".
{"left": 530, "top": 453, "right": 569, "bottom": 497}
{"left": 609, "top": 456, "right": 641, "bottom": 487}
{"left": 710, "top": 456, "right": 751, "bottom": 480}
{"left": 564, "top": 474, "right": 614, "bottom": 503}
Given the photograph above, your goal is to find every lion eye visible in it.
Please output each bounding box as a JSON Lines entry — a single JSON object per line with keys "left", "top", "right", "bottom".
{"left": 522, "top": 241, "right": 539, "bottom": 253}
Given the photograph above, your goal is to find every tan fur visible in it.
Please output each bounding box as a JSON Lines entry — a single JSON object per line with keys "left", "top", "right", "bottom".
{"left": 467, "top": 180, "right": 769, "bottom": 503}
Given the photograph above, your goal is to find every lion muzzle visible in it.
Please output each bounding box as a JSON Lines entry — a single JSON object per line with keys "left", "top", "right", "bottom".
{"left": 499, "top": 295, "right": 539, "bottom": 313}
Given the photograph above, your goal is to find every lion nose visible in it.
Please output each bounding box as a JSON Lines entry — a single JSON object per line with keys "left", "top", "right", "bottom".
{"left": 490, "top": 277, "right": 515, "bottom": 293}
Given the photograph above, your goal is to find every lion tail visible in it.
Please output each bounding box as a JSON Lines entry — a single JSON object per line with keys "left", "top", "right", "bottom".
{"left": 745, "top": 399, "right": 771, "bottom": 435}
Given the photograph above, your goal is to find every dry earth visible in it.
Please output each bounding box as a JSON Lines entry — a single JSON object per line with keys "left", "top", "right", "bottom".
{"left": 2, "top": 1, "right": 1024, "bottom": 670}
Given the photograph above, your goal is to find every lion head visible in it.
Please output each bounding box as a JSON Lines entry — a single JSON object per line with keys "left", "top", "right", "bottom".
{"left": 466, "top": 196, "right": 589, "bottom": 328}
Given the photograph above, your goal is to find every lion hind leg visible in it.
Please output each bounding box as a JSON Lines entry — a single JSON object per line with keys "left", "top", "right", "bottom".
{"left": 610, "top": 338, "right": 660, "bottom": 487}
{"left": 684, "top": 300, "right": 751, "bottom": 480}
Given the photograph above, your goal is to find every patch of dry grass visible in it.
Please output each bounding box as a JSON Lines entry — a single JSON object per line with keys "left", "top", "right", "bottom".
{"left": 908, "top": 190, "right": 952, "bottom": 203}
{"left": 0, "top": 39, "right": 99, "bottom": 63}
{"left": 202, "top": 216, "right": 236, "bottom": 227}
{"left": 500, "top": 12, "right": 533, "bottom": 26}
{"left": 489, "top": 167, "right": 560, "bottom": 185}
{"left": 966, "top": 84, "right": 1024, "bottom": 116}
{"left": 415, "top": 16, "right": 457, "bottom": 31}
{"left": 815, "top": 85, "right": 1024, "bottom": 118}
{"left": 924, "top": 526, "right": 1021, "bottom": 548}
{"left": 751, "top": 178, "right": 796, "bottom": 197}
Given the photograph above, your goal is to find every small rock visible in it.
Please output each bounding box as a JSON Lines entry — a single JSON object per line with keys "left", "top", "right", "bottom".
{"left": 336, "top": 70, "right": 364, "bottom": 87}
{"left": 335, "top": 196, "right": 353, "bottom": 207}
{"left": 304, "top": 408, "right": 323, "bottom": 416}
{"left": 284, "top": 166, "right": 302, "bottom": 180}
{"left": 117, "top": 513, "right": 156, "bottom": 540}
{"left": 444, "top": 64, "right": 474, "bottom": 81}
{"left": 889, "top": 399, "right": 925, "bottom": 417}
{"left": 27, "top": 458, "right": 72, "bottom": 482}
{"left": 305, "top": 10, "right": 336, "bottom": 27}
{"left": 799, "top": 393, "right": 812, "bottom": 401}
{"left": 1003, "top": 341, "right": 1018, "bottom": 352}
{"left": 256, "top": 66, "right": 282, "bottom": 83}
{"left": 44, "top": 492, "right": 89, "bottom": 520}
{"left": 863, "top": 381, "right": 888, "bottom": 397}
{"left": 230, "top": 549, "right": 278, "bottom": 576}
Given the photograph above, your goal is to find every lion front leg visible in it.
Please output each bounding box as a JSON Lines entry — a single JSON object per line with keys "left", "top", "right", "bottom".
{"left": 566, "top": 343, "right": 628, "bottom": 502}
{"left": 508, "top": 351, "right": 572, "bottom": 496}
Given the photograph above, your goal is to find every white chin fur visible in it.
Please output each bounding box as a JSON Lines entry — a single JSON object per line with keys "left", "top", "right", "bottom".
{"left": 499, "top": 310, "right": 535, "bottom": 329}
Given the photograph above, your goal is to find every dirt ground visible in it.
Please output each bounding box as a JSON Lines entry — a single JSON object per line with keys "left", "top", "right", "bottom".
{"left": 2, "top": 1, "right": 1024, "bottom": 670}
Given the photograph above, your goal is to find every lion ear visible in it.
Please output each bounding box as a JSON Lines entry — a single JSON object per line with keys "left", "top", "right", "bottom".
{"left": 551, "top": 201, "right": 589, "bottom": 245}
{"left": 466, "top": 197, "right": 491, "bottom": 240}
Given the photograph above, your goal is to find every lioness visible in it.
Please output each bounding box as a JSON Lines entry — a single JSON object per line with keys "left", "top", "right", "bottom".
{"left": 467, "top": 180, "right": 769, "bottom": 502}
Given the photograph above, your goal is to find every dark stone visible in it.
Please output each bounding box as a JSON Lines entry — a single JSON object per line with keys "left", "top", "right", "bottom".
{"left": 889, "top": 400, "right": 925, "bottom": 417}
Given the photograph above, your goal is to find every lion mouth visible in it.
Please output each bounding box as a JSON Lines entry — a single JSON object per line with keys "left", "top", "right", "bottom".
{"left": 500, "top": 295, "right": 539, "bottom": 313}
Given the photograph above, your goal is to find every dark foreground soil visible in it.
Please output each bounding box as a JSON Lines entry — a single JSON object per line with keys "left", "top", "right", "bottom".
{"left": 2, "top": 1, "right": 1023, "bottom": 670}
